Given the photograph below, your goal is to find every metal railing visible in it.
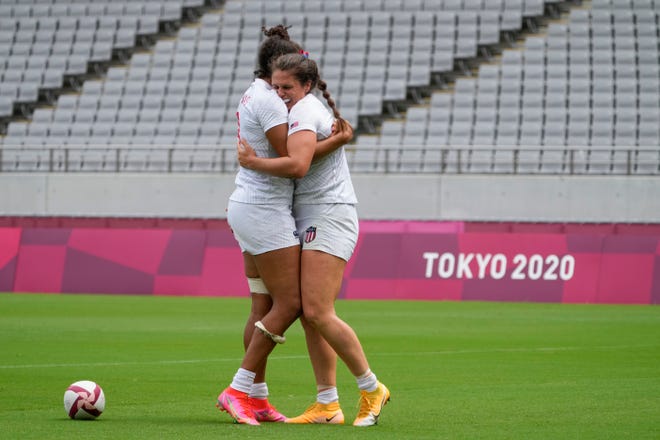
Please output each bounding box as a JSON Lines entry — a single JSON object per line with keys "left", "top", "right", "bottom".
{"left": 0, "top": 144, "right": 659, "bottom": 175}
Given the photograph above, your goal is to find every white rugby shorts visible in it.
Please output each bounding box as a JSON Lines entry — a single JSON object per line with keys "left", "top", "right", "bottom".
{"left": 293, "top": 203, "right": 359, "bottom": 262}
{"left": 227, "top": 200, "right": 300, "bottom": 255}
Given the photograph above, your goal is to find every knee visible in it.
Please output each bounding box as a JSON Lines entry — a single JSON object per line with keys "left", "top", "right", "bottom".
{"left": 301, "top": 306, "right": 327, "bottom": 330}
{"left": 300, "top": 314, "right": 322, "bottom": 335}
{"left": 250, "top": 292, "right": 272, "bottom": 318}
{"left": 285, "top": 303, "right": 302, "bottom": 324}
{"left": 273, "top": 296, "right": 301, "bottom": 323}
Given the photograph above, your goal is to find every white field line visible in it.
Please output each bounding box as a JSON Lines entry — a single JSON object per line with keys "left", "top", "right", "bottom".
{"left": 0, "top": 344, "right": 655, "bottom": 370}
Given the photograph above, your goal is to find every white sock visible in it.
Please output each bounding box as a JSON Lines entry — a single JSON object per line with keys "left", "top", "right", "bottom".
{"left": 230, "top": 368, "right": 255, "bottom": 394}
{"left": 356, "top": 369, "right": 378, "bottom": 392}
{"left": 249, "top": 382, "right": 269, "bottom": 399}
{"left": 317, "top": 387, "right": 339, "bottom": 404}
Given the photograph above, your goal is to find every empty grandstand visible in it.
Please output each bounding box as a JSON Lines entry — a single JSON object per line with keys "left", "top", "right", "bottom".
{"left": 0, "top": 0, "right": 658, "bottom": 177}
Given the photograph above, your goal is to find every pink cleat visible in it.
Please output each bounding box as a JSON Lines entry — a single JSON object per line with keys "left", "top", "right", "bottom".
{"left": 216, "top": 387, "right": 260, "bottom": 425}
{"left": 250, "top": 398, "right": 287, "bottom": 422}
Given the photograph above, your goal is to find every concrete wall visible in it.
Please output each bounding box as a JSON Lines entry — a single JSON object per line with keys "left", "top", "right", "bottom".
{"left": 1, "top": 172, "right": 659, "bottom": 222}
{"left": 352, "top": 174, "right": 660, "bottom": 222}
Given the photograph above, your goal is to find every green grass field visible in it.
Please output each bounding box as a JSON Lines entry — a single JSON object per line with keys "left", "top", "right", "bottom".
{"left": 1, "top": 293, "right": 659, "bottom": 439}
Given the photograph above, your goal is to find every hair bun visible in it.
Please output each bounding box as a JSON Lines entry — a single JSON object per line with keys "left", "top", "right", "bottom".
{"left": 262, "top": 24, "right": 291, "bottom": 40}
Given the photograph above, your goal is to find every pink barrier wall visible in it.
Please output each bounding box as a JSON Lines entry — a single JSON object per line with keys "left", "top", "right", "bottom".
{"left": 1, "top": 220, "right": 659, "bottom": 304}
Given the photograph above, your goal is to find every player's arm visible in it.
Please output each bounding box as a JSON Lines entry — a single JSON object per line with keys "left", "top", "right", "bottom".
{"left": 312, "top": 119, "right": 353, "bottom": 160}
{"left": 263, "top": 121, "right": 351, "bottom": 160}
{"left": 251, "top": 120, "right": 353, "bottom": 161}
{"left": 264, "top": 123, "right": 289, "bottom": 157}
{"left": 238, "top": 130, "right": 315, "bottom": 178}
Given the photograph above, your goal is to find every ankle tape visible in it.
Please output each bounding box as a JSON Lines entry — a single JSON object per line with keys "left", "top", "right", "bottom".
{"left": 254, "top": 321, "right": 286, "bottom": 344}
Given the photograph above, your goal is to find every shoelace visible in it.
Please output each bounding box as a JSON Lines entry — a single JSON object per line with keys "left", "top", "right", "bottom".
{"left": 356, "top": 391, "right": 375, "bottom": 417}
{"left": 303, "top": 402, "right": 321, "bottom": 414}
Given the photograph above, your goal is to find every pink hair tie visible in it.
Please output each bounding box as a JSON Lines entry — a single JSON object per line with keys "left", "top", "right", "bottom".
{"left": 299, "top": 50, "right": 309, "bottom": 58}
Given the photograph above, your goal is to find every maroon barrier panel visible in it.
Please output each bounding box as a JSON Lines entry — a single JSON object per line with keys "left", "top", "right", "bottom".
{"left": 0, "top": 220, "right": 659, "bottom": 304}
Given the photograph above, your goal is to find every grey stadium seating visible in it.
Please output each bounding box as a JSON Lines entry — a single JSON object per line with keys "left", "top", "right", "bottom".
{"left": 0, "top": 0, "right": 658, "bottom": 175}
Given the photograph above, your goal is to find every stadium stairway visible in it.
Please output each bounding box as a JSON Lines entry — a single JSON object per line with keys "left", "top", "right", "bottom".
{"left": 351, "top": 0, "right": 660, "bottom": 175}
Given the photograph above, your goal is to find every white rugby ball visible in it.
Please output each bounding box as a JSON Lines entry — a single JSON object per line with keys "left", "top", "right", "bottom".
{"left": 64, "top": 380, "right": 105, "bottom": 420}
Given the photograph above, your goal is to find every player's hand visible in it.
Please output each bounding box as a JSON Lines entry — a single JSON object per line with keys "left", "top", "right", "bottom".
{"left": 338, "top": 120, "right": 354, "bottom": 143}
{"left": 237, "top": 138, "right": 257, "bottom": 169}
{"left": 331, "top": 120, "right": 354, "bottom": 144}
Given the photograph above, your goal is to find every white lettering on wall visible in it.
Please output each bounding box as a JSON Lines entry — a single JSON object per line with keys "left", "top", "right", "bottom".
{"left": 423, "top": 252, "right": 575, "bottom": 281}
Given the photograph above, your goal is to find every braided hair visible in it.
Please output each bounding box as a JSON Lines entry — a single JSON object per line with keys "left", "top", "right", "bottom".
{"left": 254, "top": 25, "right": 302, "bottom": 79}
{"left": 271, "top": 53, "right": 347, "bottom": 131}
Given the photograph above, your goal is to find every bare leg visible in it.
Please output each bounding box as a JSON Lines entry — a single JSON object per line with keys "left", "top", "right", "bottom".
{"left": 219, "top": 246, "right": 301, "bottom": 422}
{"left": 300, "top": 250, "right": 369, "bottom": 377}
{"left": 300, "top": 315, "right": 337, "bottom": 388}
{"left": 285, "top": 316, "right": 344, "bottom": 424}
{"left": 240, "top": 245, "right": 302, "bottom": 372}
{"left": 299, "top": 250, "right": 389, "bottom": 427}
{"left": 241, "top": 253, "right": 272, "bottom": 383}
{"left": 285, "top": 249, "right": 374, "bottom": 425}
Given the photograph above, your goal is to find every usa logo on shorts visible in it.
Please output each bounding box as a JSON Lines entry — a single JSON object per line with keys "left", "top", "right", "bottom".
{"left": 304, "top": 226, "right": 317, "bottom": 243}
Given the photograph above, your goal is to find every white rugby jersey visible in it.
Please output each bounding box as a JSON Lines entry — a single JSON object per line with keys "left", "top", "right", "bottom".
{"left": 288, "top": 93, "right": 358, "bottom": 205}
{"left": 229, "top": 78, "right": 294, "bottom": 204}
